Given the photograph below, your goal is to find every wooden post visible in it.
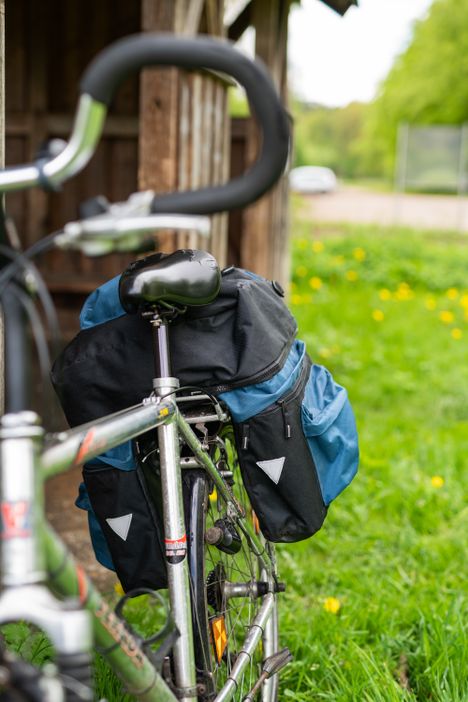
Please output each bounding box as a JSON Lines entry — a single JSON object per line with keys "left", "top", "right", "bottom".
{"left": 139, "top": 0, "right": 230, "bottom": 265}
{"left": 139, "top": 0, "right": 186, "bottom": 251}
{"left": 240, "top": 0, "right": 291, "bottom": 286}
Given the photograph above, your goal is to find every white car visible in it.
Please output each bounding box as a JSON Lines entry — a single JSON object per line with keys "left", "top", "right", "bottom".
{"left": 289, "top": 166, "right": 337, "bottom": 194}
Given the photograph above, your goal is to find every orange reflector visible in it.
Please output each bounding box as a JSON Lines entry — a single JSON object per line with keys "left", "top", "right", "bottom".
{"left": 211, "top": 615, "right": 228, "bottom": 664}
{"left": 252, "top": 510, "right": 260, "bottom": 535}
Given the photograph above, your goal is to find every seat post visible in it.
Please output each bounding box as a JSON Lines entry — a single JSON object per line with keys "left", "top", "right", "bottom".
{"left": 150, "top": 313, "right": 172, "bottom": 379}
{"left": 149, "top": 312, "right": 197, "bottom": 697}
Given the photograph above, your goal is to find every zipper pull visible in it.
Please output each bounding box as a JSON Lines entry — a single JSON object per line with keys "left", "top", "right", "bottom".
{"left": 242, "top": 424, "right": 250, "bottom": 450}
{"left": 278, "top": 401, "right": 292, "bottom": 439}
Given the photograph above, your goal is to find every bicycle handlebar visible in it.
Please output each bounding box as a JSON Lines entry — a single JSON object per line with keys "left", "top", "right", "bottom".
{"left": 81, "top": 33, "right": 290, "bottom": 214}
{"left": 0, "top": 33, "right": 290, "bottom": 214}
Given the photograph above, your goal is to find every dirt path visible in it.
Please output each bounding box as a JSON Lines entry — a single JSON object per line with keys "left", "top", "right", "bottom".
{"left": 300, "top": 185, "right": 468, "bottom": 232}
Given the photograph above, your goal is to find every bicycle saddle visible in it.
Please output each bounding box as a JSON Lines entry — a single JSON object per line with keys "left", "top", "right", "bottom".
{"left": 119, "top": 249, "right": 221, "bottom": 313}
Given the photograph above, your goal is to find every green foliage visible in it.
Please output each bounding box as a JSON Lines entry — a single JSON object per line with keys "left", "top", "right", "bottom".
{"left": 292, "top": 101, "right": 368, "bottom": 178}
{"left": 228, "top": 86, "right": 249, "bottom": 117}
{"left": 281, "top": 214, "right": 468, "bottom": 700}
{"left": 1, "top": 623, "right": 53, "bottom": 665}
{"left": 361, "top": 0, "right": 468, "bottom": 177}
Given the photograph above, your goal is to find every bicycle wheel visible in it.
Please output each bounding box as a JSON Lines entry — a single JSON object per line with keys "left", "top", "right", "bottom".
{"left": 185, "top": 426, "right": 280, "bottom": 702}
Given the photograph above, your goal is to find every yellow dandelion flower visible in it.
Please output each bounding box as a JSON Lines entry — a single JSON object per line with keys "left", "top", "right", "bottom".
{"left": 395, "top": 288, "right": 414, "bottom": 301}
{"left": 209, "top": 488, "right": 218, "bottom": 502}
{"left": 394, "top": 283, "right": 413, "bottom": 301}
{"left": 333, "top": 255, "right": 345, "bottom": 265}
{"left": 372, "top": 309, "right": 385, "bottom": 322}
{"left": 309, "top": 276, "right": 323, "bottom": 290}
{"left": 451, "top": 328, "right": 463, "bottom": 340}
{"left": 291, "top": 294, "right": 303, "bottom": 305}
{"left": 425, "top": 296, "right": 437, "bottom": 310}
{"left": 312, "top": 241, "right": 324, "bottom": 253}
{"left": 323, "top": 597, "right": 341, "bottom": 614}
{"left": 379, "top": 288, "right": 391, "bottom": 301}
{"left": 297, "top": 239, "right": 308, "bottom": 250}
{"left": 460, "top": 294, "right": 468, "bottom": 309}
{"left": 318, "top": 347, "right": 332, "bottom": 359}
{"left": 353, "top": 247, "right": 366, "bottom": 261}
{"left": 353, "top": 252, "right": 366, "bottom": 262}
{"left": 296, "top": 265, "right": 307, "bottom": 278}
{"left": 346, "top": 270, "right": 358, "bottom": 282}
{"left": 439, "top": 310, "right": 455, "bottom": 324}
{"left": 431, "top": 476, "right": 444, "bottom": 489}
{"left": 446, "top": 288, "right": 458, "bottom": 300}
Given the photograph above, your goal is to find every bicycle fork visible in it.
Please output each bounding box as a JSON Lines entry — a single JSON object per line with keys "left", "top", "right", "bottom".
{"left": 0, "top": 412, "right": 92, "bottom": 696}
{"left": 151, "top": 316, "right": 197, "bottom": 702}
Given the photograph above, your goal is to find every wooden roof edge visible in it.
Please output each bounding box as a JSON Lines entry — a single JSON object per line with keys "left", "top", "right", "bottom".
{"left": 225, "top": 0, "right": 358, "bottom": 40}
{"left": 321, "top": 0, "right": 358, "bottom": 16}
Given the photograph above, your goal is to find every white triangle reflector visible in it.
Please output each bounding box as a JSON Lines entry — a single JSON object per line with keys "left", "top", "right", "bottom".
{"left": 106, "top": 514, "right": 133, "bottom": 541}
{"left": 256, "top": 457, "right": 285, "bottom": 484}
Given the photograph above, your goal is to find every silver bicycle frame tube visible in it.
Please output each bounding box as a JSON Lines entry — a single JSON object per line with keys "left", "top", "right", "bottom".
{"left": 176, "top": 412, "right": 272, "bottom": 574}
{"left": 41, "top": 397, "right": 175, "bottom": 480}
{"left": 152, "top": 371, "right": 197, "bottom": 701}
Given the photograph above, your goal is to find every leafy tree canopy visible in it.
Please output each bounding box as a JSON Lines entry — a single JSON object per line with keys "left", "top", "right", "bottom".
{"left": 362, "top": 0, "right": 468, "bottom": 176}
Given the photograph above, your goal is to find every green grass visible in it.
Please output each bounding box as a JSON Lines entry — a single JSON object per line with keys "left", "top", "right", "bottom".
{"left": 279, "top": 220, "right": 468, "bottom": 701}
{"left": 2, "top": 221, "right": 466, "bottom": 701}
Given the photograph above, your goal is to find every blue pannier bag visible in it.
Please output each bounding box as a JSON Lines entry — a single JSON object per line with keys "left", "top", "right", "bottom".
{"left": 52, "top": 259, "right": 358, "bottom": 586}
{"left": 221, "top": 340, "right": 359, "bottom": 542}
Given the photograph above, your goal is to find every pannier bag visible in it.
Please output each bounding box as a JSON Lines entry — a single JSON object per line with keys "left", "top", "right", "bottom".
{"left": 51, "top": 259, "right": 358, "bottom": 586}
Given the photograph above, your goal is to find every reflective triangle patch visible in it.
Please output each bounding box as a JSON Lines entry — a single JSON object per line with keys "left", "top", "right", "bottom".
{"left": 106, "top": 514, "right": 133, "bottom": 541}
{"left": 256, "top": 457, "right": 285, "bottom": 484}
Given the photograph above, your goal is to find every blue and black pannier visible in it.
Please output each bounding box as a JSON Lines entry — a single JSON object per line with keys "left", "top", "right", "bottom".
{"left": 52, "top": 253, "right": 359, "bottom": 584}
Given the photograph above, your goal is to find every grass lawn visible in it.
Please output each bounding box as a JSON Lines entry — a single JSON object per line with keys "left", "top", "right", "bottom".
{"left": 2, "top": 220, "right": 466, "bottom": 702}
{"left": 279, "top": 219, "right": 467, "bottom": 701}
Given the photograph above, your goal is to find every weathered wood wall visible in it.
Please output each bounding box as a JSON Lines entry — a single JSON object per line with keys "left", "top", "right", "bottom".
{"left": 5, "top": 0, "right": 291, "bottom": 338}
{"left": 6, "top": 0, "right": 142, "bottom": 333}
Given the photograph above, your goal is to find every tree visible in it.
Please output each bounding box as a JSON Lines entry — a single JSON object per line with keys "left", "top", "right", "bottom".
{"left": 361, "top": 0, "right": 468, "bottom": 177}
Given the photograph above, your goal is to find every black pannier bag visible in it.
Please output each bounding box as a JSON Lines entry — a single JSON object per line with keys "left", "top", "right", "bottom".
{"left": 52, "top": 258, "right": 358, "bottom": 586}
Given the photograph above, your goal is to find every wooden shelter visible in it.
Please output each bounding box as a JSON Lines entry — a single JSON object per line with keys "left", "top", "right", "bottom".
{"left": 4, "top": 0, "right": 355, "bottom": 336}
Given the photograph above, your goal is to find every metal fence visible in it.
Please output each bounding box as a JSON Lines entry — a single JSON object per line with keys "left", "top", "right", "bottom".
{"left": 395, "top": 123, "right": 468, "bottom": 194}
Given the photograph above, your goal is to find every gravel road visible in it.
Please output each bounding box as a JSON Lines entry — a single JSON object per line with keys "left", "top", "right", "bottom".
{"left": 299, "top": 185, "right": 468, "bottom": 232}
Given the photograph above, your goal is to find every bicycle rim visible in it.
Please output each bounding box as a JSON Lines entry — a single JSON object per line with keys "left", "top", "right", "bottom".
{"left": 185, "top": 431, "right": 279, "bottom": 702}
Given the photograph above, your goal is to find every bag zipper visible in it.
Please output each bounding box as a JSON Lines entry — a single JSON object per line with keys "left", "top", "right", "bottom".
{"left": 207, "top": 337, "right": 297, "bottom": 394}
{"left": 240, "top": 356, "right": 310, "bottom": 449}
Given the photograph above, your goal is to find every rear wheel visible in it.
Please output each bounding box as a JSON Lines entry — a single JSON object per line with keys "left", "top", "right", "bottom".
{"left": 185, "top": 428, "right": 279, "bottom": 702}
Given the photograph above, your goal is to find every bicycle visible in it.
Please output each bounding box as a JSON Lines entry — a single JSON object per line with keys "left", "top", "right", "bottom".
{"left": 0, "top": 33, "right": 291, "bottom": 702}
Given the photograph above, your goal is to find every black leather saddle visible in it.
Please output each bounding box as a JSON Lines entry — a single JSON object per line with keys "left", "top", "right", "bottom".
{"left": 119, "top": 249, "right": 221, "bottom": 314}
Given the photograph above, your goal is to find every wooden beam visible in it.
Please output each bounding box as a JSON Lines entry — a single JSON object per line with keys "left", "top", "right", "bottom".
{"left": 227, "top": 2, "right": 251, "bottom": 41}
{"left": 240, "top": 0, "right": 291, "bottom": 285}
{"left": 183, "top": 0, "right": 205, "bottom": 34}
{"left": 139, "top": 0, "right": 184, "bottom": 251}
{"left": 6, "top": 113, "right": 140, "bottom": 139}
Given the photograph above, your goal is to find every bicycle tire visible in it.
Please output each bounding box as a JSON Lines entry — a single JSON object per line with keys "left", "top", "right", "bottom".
{"left": 185, "top": 427, "right": 280, "bottom": 702}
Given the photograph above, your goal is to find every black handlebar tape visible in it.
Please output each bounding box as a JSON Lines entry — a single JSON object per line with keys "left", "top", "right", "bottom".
{"left": 80, "top": 33, "right": 290, "bottom": 215}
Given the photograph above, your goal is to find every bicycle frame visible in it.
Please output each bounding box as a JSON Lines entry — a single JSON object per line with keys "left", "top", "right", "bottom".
{"left": 0, "top": 31, "right": 291, "bottom": 702}
{"left": 0, "top": 318, "right": 275, "bottom": 702}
